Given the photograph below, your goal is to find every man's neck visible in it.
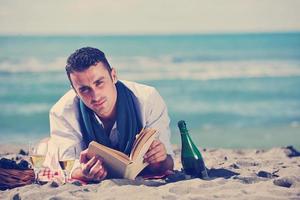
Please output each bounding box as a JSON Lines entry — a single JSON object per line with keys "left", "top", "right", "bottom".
{"left": 96, "top": 109, "right": 116, "bottom": 135}
{"left": 95, "top": 104, "right": 117, "bottom": 134}
{"left": 101, "top": 117, "right": 116, "bottom": 135}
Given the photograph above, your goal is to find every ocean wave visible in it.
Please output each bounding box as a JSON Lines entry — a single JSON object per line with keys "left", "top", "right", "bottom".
{"left": 0, "top": 57, "right": 66, "bottom": 73}
{"left": 114, "top": 57, "right": 300, "bottom": 80}
{"left": 1, "top": 56, "right": 300, "bottom": 80}
{"left": 0, "top": 103, "right": 52, "bottom": 115}
{"left": 170, "top": 100, "right": 300, "bottom": 118}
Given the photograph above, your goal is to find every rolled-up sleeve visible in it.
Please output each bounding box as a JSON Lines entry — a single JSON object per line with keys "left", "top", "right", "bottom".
{"left": 44, "top": 107, "right": 83, "bottom": 174}
{"left": 144, "top": 89, "right": 174, "bottom": 158}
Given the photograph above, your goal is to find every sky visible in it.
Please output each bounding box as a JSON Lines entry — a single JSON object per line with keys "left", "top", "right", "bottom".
{"left": 0, "top": 0, "right": 300, "bottom": 35}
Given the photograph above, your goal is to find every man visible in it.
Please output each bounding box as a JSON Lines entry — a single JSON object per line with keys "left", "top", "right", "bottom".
{"left": 47, "top": 47, "right": 174, "bottom": 182}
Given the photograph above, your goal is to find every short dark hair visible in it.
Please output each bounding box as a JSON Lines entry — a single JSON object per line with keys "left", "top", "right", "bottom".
{"left": 65, "top": 47, "right": 112, "bottom": 85}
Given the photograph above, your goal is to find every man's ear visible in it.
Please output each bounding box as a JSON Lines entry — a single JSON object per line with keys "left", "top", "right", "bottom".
{"left": 69, "top": 74, "right": 79, "bottom": 95}
{"left": 111, "top": 68, "right": 118, "bottom": 84}
{"left": 69, "top": 84, "right": 79, "bottom": 97}
{"left": 71, "top": 86, "right": 80, "bottom": 98}
{"left": 72, "top": 87, "right": 78, "bottom": 94}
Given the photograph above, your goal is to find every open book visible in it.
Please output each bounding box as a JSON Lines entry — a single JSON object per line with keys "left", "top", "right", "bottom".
{"left": 87, "top": 128, "right": 158, "bottom": 180}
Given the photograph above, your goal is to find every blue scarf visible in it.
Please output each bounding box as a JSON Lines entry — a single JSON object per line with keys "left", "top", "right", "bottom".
{"left": 78, "top": 81, "right": 142, "bottom": 155}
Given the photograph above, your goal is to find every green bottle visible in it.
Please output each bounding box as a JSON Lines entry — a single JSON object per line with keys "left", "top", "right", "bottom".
{"left": 178, "top": 120, "right": 209, "bottom": 179}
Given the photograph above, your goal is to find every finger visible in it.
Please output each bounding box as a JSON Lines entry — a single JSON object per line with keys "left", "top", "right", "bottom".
{"left": 85, "top": 156, "right": 99, "bottom": 169}
{"left": 91, "top": 166, "right": 106, "bottom": 182}
{"left": 147, "top": 153, "right": 167, "bottom": 164}
{"left": 81, "top": 156, "right": 98, "bottom": 176}
{"left": 146, "top": 148, "right": 167, "bottom": 163}
{"left": 145, "top": 143, "right": 166, "bottom": 159}
{"left": 145, "top": 150, "right": 164, "bottom": 164}
{"left": 100, "top": 169, "right": 108, "bottom": 180}
{"left": 89, "top": 160, "right": 103, "bottom": 177}
{"left": 79, "top": 149, "right": 89, "bottom": 163}
{"left": 144, "top": 145, "right": 161, "bottom": 159}
{"left": 149, "top": 140, "right": 161, "bottom": 149}
{"left": 94, "top": 167, "right": 107, "bottom": 181}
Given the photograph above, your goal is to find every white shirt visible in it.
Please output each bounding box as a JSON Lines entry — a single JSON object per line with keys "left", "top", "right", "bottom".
{"left": 45, "top": 80, "right": 174, "bottom": 171}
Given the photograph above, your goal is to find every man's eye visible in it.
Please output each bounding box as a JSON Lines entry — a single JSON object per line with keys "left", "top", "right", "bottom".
{"left": 96, "top": 81, "right": 103, "bottom": 87}
{"left": 80, "top": 88, "right": 89, "bottom": 94}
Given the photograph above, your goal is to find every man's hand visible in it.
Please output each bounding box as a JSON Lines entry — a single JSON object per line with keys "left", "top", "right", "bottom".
{"left": 144, "top": 140, "right": 167, "bottom": 164}
{"left": 71, "top": 149, "right": 107, "bottom": 182}
{"left": 143, "top": 140, "right": 174, "bottom": 173}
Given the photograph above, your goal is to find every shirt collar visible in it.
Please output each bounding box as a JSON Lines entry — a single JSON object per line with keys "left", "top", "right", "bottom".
{"left": 93, "top": 113, "right": 117, "bottom": 132}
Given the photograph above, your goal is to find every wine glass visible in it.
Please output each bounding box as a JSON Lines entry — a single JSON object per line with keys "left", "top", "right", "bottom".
{"left": 59, "top": 146, "right": 77, "bottom": 183}
{"left": 29, "top": 142, "right": 46, "bottom": 182}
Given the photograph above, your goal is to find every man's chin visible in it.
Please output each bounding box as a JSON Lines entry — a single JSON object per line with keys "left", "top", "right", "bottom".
{"left": 93, "top": 108, "right": 108, "bottom": 118}
{"left": 93, "top": 107, "right": 104, "bottom": 114}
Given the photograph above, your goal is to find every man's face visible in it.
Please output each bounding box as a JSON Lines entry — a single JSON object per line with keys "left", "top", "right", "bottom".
{"left": 70, "top": 62, "right": 118, "bottom": 119}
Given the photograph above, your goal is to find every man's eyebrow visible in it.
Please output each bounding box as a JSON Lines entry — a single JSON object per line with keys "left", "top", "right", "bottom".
{"left": 79, "top": 85, "right": 89, "bottom": 90}
{"left": 93, "top": 77, "right": 105, "bottom": 84}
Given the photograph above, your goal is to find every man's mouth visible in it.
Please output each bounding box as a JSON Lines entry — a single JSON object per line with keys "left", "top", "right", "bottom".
{"left": 92, "top": 99, "right": 106, "bottom": 107}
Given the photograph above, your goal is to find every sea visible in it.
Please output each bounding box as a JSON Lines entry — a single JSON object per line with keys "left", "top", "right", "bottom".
{"left": 0, "top": 32, "right": 300, "bottom": 149}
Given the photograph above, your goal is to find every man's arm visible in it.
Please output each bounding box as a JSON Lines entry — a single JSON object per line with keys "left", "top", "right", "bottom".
{"left": 48, "top": 91, "right": 108, "bottom": 182}
{"left": 142, "top": 88, "right": 175, "bottom": 173}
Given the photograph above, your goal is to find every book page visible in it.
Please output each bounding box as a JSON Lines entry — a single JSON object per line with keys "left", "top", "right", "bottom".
{"left": 124, "top": 161, "right": 148, "bottom": 180}
{"left": 87, "top": 142, "right": 132, "bottom": 178}
{"left": 88, "top": 141, "right": 130, "bottom": 163}
{"left": 130, "top": 129, "right": 158, "bottom": 161}
{"left": 130, "top": 128, "right": 146, "bottom": 152}
{"left": 123, "top": 129, "right": 157, "bottom": 179}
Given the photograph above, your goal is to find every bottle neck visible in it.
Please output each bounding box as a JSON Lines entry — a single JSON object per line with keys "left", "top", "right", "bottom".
{"left": 180, "top": 129, "right": 189, "bottom": 135}
{"left": 178, "top": 120, "right": 189, "bottom": 135}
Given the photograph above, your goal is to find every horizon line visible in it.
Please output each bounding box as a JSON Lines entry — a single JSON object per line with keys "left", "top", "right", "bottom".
{"left": 0, "top": 30, "right": 300, "bottom": 37}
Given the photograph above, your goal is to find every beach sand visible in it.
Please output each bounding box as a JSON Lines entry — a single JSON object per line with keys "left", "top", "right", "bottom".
{"left": 0, "top": 144, "right": 300, "bottom": 200}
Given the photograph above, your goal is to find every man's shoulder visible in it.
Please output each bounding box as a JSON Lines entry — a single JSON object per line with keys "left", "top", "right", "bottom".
{"left": 50, "top": 89, "right": 78, "bottom": 116}
{"left": 122, "top": 80, "right": 157, "bottom": 99}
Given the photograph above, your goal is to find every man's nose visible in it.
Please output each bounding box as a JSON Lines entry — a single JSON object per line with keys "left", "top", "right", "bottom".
{"left": 91, "top": 88, "right": 102, "bottom": 101}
